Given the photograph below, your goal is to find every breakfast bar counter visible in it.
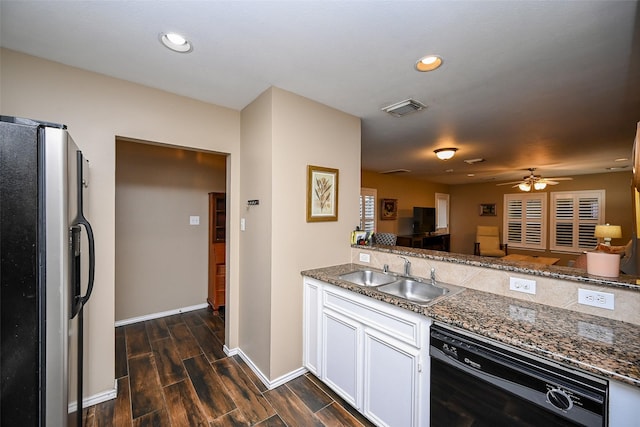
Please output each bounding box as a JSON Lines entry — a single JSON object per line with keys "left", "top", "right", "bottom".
{"left": 301, "top": 262, "right": 640, "bottom": 387}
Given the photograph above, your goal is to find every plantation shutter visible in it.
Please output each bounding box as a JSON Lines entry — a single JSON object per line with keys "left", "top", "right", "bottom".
{"left": 504, "top": 193, "right": 546, "bottom": 250}
{"left": 550, "top": 190, "right": 604, "bottom": 253}
{"left": 360, "top": 188, "right": 377, "bottom": 232}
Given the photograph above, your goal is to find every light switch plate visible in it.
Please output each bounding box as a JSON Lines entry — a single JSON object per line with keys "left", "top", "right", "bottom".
{"left": 359, "top": 253, "right": 371, "bottom": 263}
{"left": 189, "top": 215, "right": 200, "bottom": 225}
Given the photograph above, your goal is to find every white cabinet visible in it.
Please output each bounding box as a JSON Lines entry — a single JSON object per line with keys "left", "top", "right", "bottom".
{"left": 303, "top": 277, "right": 430, "bottom": 427}
{"left": 302, "top": 279, "right": 321, "bottom": 376}
{"left": 609, "top": 379, "right": 640, "bottom": 426}
{"left": 364, "top": 327, "right": 422, "bottom": 426}
{"left": 323, "top": 308, "right": 361, "bottom": 408}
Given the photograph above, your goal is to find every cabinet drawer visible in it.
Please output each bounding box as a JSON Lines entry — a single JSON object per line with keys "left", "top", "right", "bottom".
{"left": 323, "top": 286, "right": 423, "bottom": 348}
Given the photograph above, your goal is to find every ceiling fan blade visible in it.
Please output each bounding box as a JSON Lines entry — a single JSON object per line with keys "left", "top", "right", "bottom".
{"left": 543, "top": 177, "right": 573, "bottom": 181}
{"left": 545, "top": 181, "right": 560, "bottom": 185}
{"left": 496, "top": 181, "right": 525, "bottom": 186}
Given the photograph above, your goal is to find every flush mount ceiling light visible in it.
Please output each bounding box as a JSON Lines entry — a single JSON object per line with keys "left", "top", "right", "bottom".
{"left": 160, "top": 32, "right": 193, "bottom": 53}
{"left": 415, "top": 55, "right": 443, "bottom": 72}
{"left": 434, "top": 148, "right": 458, "bottom": 160}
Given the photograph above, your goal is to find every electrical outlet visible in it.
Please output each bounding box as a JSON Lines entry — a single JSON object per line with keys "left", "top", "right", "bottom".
{"left": 578, "top": 288, "right": 614, "bottom": 310}
{"left": 359, "top": 253, "right": 371, "bottom": 263}
{"left": 509, "top": 277, "right": 536, "bottom": 295}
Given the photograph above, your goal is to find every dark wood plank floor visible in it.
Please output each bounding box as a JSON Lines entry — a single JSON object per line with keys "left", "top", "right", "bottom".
{"left": 84, "top": 308, "right": 375, "bottom": 426}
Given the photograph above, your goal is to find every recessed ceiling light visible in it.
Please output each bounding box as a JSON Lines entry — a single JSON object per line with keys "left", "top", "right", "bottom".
{"left": 415, "top": 55, "right": 443, "bottom": 72}
{"left": 614, "top": 158, "right": 629, "bottom": 162}
{"left": 160, "top": 32, "right": 193, "bottom": 53}
{"left": 467, "top": 173, "right": 475, "bottom": 177}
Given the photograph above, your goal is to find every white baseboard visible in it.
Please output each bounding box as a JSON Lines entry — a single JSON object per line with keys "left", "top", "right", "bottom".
{"left": 234, "top": 348, "right": 307, "bottom": 390}
{"left": 223, "top": 344, "right": 237, "bottom": 357}
{"left": 114, "top": 303, "right": 209, "bottom": 327}
{"left": 69, "top": 379, "right": 118, "bottom": 412}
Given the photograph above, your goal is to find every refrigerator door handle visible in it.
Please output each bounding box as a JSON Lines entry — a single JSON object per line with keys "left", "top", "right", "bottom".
{"left": 74, "top": 150, "right": 96, "bottom": 308}
{"left": 77, "top": 216, "right": 95, "bottom": 306}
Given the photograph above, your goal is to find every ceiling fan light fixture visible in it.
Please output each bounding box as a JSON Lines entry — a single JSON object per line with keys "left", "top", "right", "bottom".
{"left": 434, "top": 148, "right": 458, "bottom": 160}
{"left": 533, "top": 181, "right": 547, "bottom": 190}
{"left": 518, "top": 182, "right": 531, "bottom": 192}
{"left": 415, "top": 55, "right": 443, "bottom": 72}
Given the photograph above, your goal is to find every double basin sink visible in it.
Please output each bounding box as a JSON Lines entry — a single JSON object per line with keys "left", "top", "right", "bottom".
{"left": 337, "top": 269, "right": 458, "bottom": 306}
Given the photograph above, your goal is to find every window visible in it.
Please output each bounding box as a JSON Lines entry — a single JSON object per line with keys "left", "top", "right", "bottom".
{"left": 550, "top": 190, "right": 604, "bottom": 253}
{"left": 360, "top": 188, "right": 377, "bottom": 232}
{"left": 435, "top": 193, "right": 450, "bottom": 233}
{"left": 503, "top": 193, "right": 547, "bottom": 250}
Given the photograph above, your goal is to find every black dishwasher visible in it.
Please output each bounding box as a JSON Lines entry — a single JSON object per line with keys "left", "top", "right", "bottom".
{"left": 430, "top": 324, "right": 608, "bottom": 426}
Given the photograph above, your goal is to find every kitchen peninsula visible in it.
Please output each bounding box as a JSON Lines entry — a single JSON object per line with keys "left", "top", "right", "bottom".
{"left": 301, "top": 244, "right": 640, "bottom": 426}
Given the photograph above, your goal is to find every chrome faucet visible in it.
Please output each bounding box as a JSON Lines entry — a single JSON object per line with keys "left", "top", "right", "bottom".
{"left": 431, "top": 267, "right": 436, "bottom": 285}
{"left": 399, "top": 256, "right": 411, "bottom": 276}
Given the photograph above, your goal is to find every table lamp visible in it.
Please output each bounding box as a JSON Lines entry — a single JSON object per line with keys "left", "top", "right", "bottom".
{"left": 594, "top": 224, "right": 622, "bottom": 246}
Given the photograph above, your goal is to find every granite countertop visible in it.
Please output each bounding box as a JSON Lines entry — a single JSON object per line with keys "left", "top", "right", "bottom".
{"left": 358, "top": 244, "right": 640, "bottom": 291}
{"left": 301, "top": 263, "right": 640, "bottom": 387}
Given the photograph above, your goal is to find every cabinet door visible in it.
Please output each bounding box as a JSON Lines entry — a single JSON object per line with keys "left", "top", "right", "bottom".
{"left": 322, "top": 309, "right": 361, "bottom": 409}
{"left": 303, "top": 279, "right": 322, "bottom": 376}
{"left": 363, "top": 328, "right": 422, "bottom": 427}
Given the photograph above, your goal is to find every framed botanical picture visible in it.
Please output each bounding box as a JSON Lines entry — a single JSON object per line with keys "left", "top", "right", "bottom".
{"left": 307, "top": 165, "right": 339, "bottom": 222}
{"left": 381, "top": 198, "right": 398, "bottom": 220}
{"left": 479, "top": 203, "right": 496, "bottom": 216}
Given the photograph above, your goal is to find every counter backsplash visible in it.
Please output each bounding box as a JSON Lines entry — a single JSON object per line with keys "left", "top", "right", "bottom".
{"left": 351, "top": 246, "right": 640, "bottom": 325}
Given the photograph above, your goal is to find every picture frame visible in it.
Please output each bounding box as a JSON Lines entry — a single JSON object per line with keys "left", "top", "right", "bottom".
{"left": 381, "top": 198, "right": 398, "bottom": 220}
{"left": 307, "top": 165, "right": 339, "bottom": 222}
{"left": 479, "top": 203, "right": 496, "bottom": 216}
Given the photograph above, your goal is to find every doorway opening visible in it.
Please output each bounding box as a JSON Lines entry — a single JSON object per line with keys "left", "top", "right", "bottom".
{"left": 114, "top": 137, "right": 228, "bottom": 339}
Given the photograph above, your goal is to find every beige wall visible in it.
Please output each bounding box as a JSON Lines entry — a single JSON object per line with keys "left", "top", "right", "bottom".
{"left": 240, "top": 87, "right": 361, "bottom": 380}
{"left": 115, "top": 140, "right": 226, "bottom": 320}
{"left": 449, "top": 171, "right": 633, "bottom": 264}
{"left": 239, "top": 89, "right": 274, "bottom": 376}
{"left": 361, "top": 170, "right": 450, "bottom": 234}
{"left": 0, "top": 48, "right": 241, "bottom": 398}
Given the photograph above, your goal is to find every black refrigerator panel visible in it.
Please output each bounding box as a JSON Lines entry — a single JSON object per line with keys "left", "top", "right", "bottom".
{"left": 0, "top": 120, "right": 42, "bottom": 426}
{"left": 0, "top": 116, "right": 91, "bottom": 427}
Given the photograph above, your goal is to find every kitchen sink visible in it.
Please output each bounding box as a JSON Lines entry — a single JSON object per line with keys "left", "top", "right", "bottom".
{"left": 376, "top": 278, "right": 449, "bottom": 305}
{"left": 338, "top": 269, "right": 398, "bottom": 286}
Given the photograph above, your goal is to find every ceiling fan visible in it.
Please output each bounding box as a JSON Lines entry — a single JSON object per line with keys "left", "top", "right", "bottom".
{"left": 496, "top": 168, "right": 573, "bottom": 191}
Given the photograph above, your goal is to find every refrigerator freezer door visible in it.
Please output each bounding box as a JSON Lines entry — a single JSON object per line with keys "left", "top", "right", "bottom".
{"left": 0, "top": 119, "right": 41, "bottom": 426}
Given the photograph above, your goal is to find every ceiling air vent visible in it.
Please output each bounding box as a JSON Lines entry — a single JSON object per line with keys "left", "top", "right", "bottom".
{"left": 380, "top": 169, "right": 411, "bottom": 174}
{"left": 381, "top": 98, "right": 426, "bottom": 117}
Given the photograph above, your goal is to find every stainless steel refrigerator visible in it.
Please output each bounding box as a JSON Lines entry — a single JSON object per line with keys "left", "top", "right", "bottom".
{"left": 0, "top": 116, "right": 95, "bottom": 426}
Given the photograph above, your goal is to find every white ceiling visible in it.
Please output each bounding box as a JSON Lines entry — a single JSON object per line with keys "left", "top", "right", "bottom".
{"left": 1, "top": 1, "right": 639, "bottom": 185}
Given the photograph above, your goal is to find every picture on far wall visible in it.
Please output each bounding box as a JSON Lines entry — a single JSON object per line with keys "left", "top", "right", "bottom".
{"left": 479, "top": 203, "right": 496, "bottom": 216}
{"left": 307, "top": 165, "right": 339, "bottom": 222}
{"left": 381, "top": 198, "right": 398, "bottom": 220}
